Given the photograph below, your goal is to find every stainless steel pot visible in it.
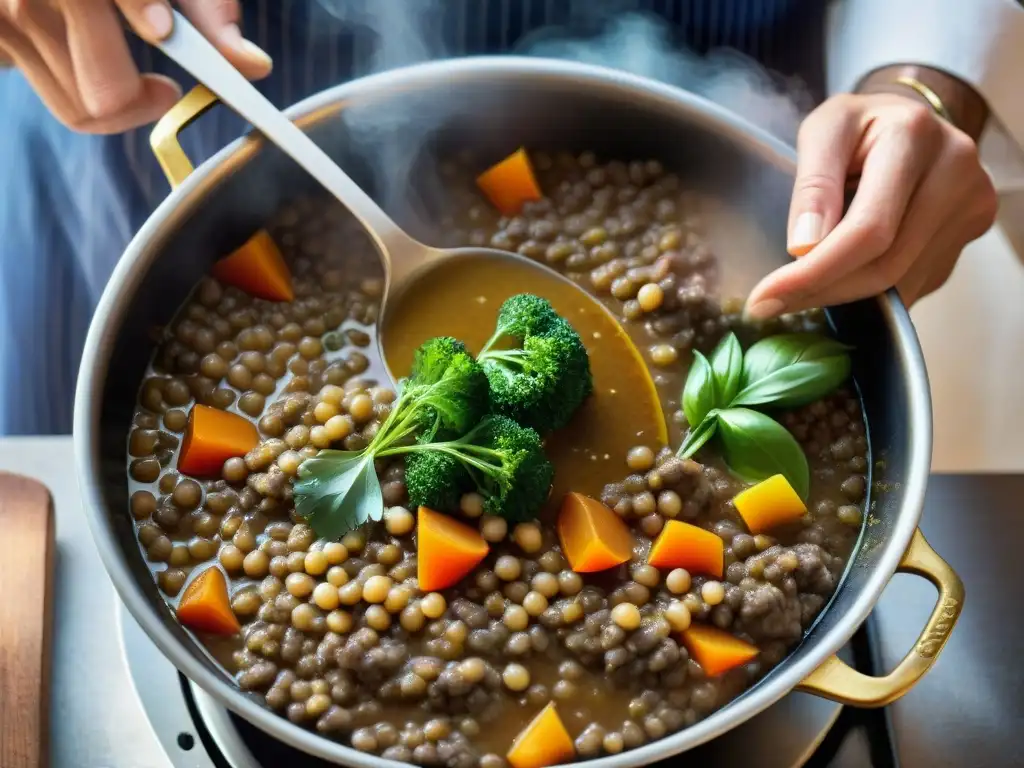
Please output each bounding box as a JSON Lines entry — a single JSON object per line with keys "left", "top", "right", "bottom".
{"left": 75, "top": 57, "right": 963, "bottom": 766}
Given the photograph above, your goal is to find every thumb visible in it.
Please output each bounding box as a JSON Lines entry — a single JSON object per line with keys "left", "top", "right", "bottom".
{"left": 786, "top": 98, "right": 863, "bottom": 257}
{"left": 177, "top": 0, "right": 273, "bottom": 80}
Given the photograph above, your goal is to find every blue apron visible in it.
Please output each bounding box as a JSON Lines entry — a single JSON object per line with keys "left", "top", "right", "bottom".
{"left": 0, "top": 0, "right": 818, "bottom": 435}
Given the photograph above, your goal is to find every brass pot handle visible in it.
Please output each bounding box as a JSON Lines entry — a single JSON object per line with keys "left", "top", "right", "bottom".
{"left": 150, "top": 84, "right": 221, "bottom": 188}
{"left": 796, "top": 527, "right": 964, "bottom": 707}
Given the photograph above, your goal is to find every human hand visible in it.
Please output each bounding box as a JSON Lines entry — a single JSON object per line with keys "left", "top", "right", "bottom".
{"left": 744, "top": 91, "right": 997, "bottom": 319}
{"left": 0, "top": 0, "right": 272, "bottom": 134}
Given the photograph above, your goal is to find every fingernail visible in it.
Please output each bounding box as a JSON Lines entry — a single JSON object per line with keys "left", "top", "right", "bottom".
{"left": 789, "top": 212, "right": 824, "bottom": 256}
{"left": 220, "top": 24, "right": 273, "bottom": 68}
{"left": 144, "top": 3, "right": 173, "bottom": 38}
{"left": 744, "top": 298, "right": 786, "bottom": 321}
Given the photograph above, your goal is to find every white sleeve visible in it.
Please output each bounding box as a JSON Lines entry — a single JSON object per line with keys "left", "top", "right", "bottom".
{"left": 826, "top": 0, "right": 1024, "bottom": 152}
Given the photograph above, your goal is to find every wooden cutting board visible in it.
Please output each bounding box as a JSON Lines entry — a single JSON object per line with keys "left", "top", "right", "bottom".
{"left": 0, "top": 472, "right": 54, "bottom": 768}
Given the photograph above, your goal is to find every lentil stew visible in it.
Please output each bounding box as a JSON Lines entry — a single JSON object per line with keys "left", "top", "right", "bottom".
{"left": 125, "top": 150, "right": 867, "bottom": 767}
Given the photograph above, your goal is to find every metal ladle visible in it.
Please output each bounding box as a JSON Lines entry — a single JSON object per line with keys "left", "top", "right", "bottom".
{"left": 156, "top": 12, "right": 622, "bottom": 375}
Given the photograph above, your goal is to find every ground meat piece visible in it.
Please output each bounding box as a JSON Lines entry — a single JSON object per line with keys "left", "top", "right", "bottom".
{"left": 789, "top": 542, "right": 837, "bottom": 594}
{"left": 735, "top": 582, "right": 803, "bottom": 644}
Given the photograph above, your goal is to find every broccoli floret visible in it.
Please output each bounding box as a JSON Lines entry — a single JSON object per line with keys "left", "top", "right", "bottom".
{"left": 410, "top": 336, "right": 471, "bottom": 385}
{"left": 480, "top": 294, "right": 561, "bottom": 354}
{"left": 404, "top": 449, "right": 470, "bottom": 512}
{"left": 479, "top": 301, "right": 593, "bottom": 433}
{"left": 387, "top": 337, "right": 490, "bottom": 442}
{"left": 395, "top": 415, "right": 553, "bottom": 522}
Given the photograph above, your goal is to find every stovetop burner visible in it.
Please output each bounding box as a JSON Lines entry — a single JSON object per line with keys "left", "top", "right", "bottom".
{"left": 119, "top": 604, "right": 895, "bottom": 768}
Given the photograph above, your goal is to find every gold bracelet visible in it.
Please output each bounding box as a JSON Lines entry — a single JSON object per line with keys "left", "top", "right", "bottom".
{"left": 894, "top": 76, "right": 953, "bottom": 124}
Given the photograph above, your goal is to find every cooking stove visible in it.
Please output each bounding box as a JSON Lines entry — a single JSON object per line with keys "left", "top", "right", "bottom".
{"left": 9, "top": 437, "right": 1019, "bottom": 768}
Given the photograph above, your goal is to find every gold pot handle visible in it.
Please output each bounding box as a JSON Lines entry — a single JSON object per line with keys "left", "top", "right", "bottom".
{"left": 796, "top": 527, "right": 963, "bottom": 707}
{"left": 150, "top": 85, "right": 221, "bottom": 188}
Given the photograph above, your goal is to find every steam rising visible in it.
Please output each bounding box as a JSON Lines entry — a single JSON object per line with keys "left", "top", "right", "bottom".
{"left": 312, "top": 2, "right": 811, "bottom": 142}
{"left": 518, "top": 14, "right": 812, "bottom": 143}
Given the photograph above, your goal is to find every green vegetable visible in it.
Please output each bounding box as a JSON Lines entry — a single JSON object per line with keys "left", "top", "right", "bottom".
{"left": 478, "top": 295, "right": 593, "bottom": 434}
{"left": 293, "top": 337, "right": 489, "bottom": 537}
{"left": 481, "top": 294, "right": 561, "bottom": 350}
{"left": 675, "top": 330, "right": 853, "bottom": 499}
{"left": 396, "top": 415, "right": 553, "bottom": 522}
{"left": 734, "top": 333, "right": 852, "bottom": 408}
{"left": 290, "top": 451, "right": 382, "bottom": 541}
{"left": 678, "top": 410, "right": 718, "bottom": 459}
{"left": 709, "top": 332, "right": 743, "bottom": 405}
{"left": 716, "top": 407, "right": 809, "bottom": 499}
{"left": 682, "top": 351, "right": 716, "bottom": 428}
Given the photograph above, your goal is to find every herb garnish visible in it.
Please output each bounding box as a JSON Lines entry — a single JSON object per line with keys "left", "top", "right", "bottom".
{"left": 677, "top": 332, "right": 853, "bottom": 498}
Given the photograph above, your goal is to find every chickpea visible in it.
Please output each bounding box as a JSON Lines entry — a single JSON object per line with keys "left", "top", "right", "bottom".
{"left": 701, "top": 580, "right": 725, "bottom": 606}
{"left": 326, "top": 610, "right": 353, "bottom": 634}
{"left": 348, "top": 394, "right": 374, "bottom": 424}
{"left": 365, "top": 605, "right": 391, "bottom": 631}
{"left": 291, "top": 603, "right": 317, "bottom": 631}
{"left": 531, "top": 572, "right": 559, "bottom": 599}
{"left": 502, "top": 605, "right": 529, "bottom": 632}
{"left": 494, "top": 555, "right": 522, "bottom": 582}
{"left": 400, "top": 603, "right": 426, "bottom": 633}
{"left": 314, "top": 401, "right": 339, "bottom": 424}
{"left": 324, "top": 414, "right": 353, "bottom": 442}
{"left": 611, "top": 603, "right": 641, "bottom": 630}
{"left": 513, "top": 522, "right": 543, "bottom": 553}
{"left": 650, "top": 344, "right": 679, "bottom": 367}
{"left": 631, "top": 564, "right": 661, "bottom": 588}
{"left": 219, "top": 545, "right": 244, "bottom": 573}
{"left": 459, "top": 492, "right": 485, "bottom": 518}
{"left": 522, "top": 591, "right": 548, "bottom": 617}
{"left": 285, "top": 572, "right": 315, "bottom": 598}
{"left": 666, "top": 568, "right": 691, "bottom": 594}
{"left": 362, "top": 575, "right": 393, "bottom": 604}
{"left": 480, "top": 515, "right": 507, "bottom": 543}
{"left": 319, "top": 385, "right": 344, "bottom": 405}
{"left": 323, "top": 542, "right": 348, "bottom": 564}
{"left": 384, "top": 586, "right": 412, "bottom": 613}
{"left": 626, "top": 445, "right": 655, "bottom": 471}
{"left": 664, "top": 601, "right": 692, "bottom": 632}
{"left": 637, "top": 283, "right": 664, "bottom": 312}
{"left": 304, "top": 550, "right": 329, "bottom": 576}
{"left": 420, "top": 593, "right": 446, "bottom": 619}
{"left": 326, "top": 566, "right": 349, "bottom": 587}
{"left": 313, "top": 582, "right": 340, "bottom": 611}
{"left": 243, "top": 550, "right": 270, "bottom": 579}
{"left": 384, "top": 506, "right": 414, "bottom": 536}
{"left": 502, "top": 663, "right": 530, "bottom": 692}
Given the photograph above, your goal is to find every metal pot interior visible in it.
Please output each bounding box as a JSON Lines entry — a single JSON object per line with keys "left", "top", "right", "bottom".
{"left": 79, "top": 59, "right": 930, "bottom": 765}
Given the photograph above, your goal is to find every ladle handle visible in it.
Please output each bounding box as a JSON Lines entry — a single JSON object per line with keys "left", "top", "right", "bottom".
{"left": 156, "top": 11, "right": 412, "bottom": 261}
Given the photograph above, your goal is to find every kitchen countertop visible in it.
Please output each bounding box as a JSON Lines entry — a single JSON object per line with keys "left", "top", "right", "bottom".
{"left": 1, "top": 437, "right": 1020, "bottom": 767}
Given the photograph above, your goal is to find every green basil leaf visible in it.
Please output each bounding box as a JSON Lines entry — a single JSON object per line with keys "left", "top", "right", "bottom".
{"left": 709, "top": 332, "right": 743, "bottom": 405}
{"left": 682, "top": 350, "right": 717, "bottom": 428}
{"left": 731, "top": 356, "right": 851, "bottom": 409}
{"left": 678, "top": 412, "right": 718, "bottom": 459}
{"left": 742, "top": 333, "right": 852, "bottom": 388}
{"left": 716, "top": 407, "right": 810, "bottom": 499}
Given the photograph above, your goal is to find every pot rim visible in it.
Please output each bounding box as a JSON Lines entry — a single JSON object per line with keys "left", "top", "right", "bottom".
{"left": 75, "top": 55, "right": 932, "bottom": 767}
